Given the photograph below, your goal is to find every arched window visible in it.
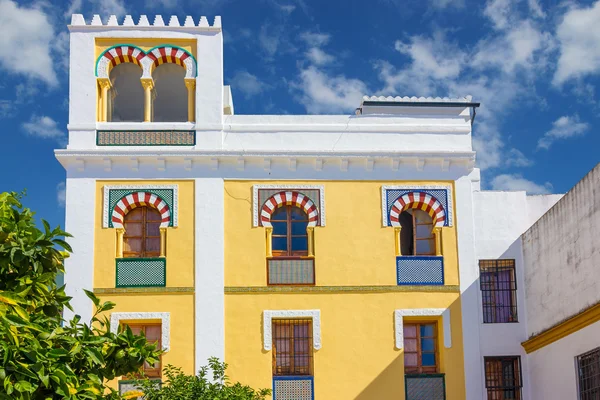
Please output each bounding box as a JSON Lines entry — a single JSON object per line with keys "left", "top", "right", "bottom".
{"left": 123, "top": 207, "right": 162, "bottom": 258}
{"left": 398, "top": 209, "right": 435, "bottom": 256}
{"left": 152, "top": 63, "right": 188, "bottom": 122}
{"left": 108, "top": 63, "right": 144, "bottom": 122}
{"left": 271, "top": 206, "right": 309, "bottom": 257}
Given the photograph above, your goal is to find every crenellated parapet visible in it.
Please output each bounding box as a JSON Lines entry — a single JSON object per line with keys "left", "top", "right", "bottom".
{"left": 70, "top": 14, "right": 222, "bottom": 30}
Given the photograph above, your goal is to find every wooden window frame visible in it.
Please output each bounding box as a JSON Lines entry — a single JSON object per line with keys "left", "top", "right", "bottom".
{"left": 271, "top": 205, "right": 310, "bottom": 258}
{"left": 123, "top": 323, "right": 162, "bottom": 378}
{"left": 397, "top": 210, "right": 437, "bottom": 257}
{"left": 272, "top": 319, "right": 313, "bottom": 377}
{"left": 404, "top": 321, "right": 439, "bottom": 374}
{"left": 484, "top": 356, "right": 523, "bottom": 400}
{"left": 123, "top": 206, "right": 162, "bottom": 258}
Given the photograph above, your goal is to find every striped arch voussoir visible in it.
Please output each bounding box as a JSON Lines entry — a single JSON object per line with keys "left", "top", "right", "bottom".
{"left": 260, "top": 191, "right": 319, "bottom": 228}
{"left": 111, "top": 192, "right": 171, "bottom": 229}
{"left": 96, "top": 45, "right": 197, "bottom": 80}
{"left": 389, "top": 192, "right": 446, "bottom": 228}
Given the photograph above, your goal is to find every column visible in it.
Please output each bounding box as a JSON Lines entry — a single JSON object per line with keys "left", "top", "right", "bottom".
{"left": 185, "top": 79, "right": 196, "bottom": 123}
{"left": 97, "top": 78, "right": 111, "bottom": 122}
{"left": 140, "top": 78, "right": 154, "bottom": 122}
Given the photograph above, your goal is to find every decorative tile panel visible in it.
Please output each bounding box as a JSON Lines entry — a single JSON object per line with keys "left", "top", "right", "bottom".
{"left": 382, "top": 185, "right": 453, "bottom": 227}
{"left": 253, "top": 185, "right": 325, "bottom": 227}
{"left": 116, "top": 258, "right": 166, "bottom": 288}
{"left": 405, "top": 374, "right": 446, "bottom": 400}
{"left": 103, "top": 185, "right": 178, "bottom": 228}
{"left": 97, "top": 130, "right": 195, "bottom": 146}
{"left": 268, "top": 259, "right": 315, "bottom": 285}
{"left": 273, "top": 376, "right": 314, "bottom": 400}
{"left": 397, "top": 256, "right": 444, "bottom": 285}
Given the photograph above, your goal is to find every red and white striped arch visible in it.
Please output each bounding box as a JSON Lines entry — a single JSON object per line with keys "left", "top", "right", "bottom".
{"left": 111, "top": 192, "right": 171, "bottom": 229}
{"left": 96, "top": 45, "right": 146, "bottom": 79}
{"left": 389, "top": 192, "right": 446, "bottom": 228}
{"left": 146, "top": 46, "right": 196, "bottom": 79}
{"left": 260, "top": 191, "right": 319, "bottom": 228}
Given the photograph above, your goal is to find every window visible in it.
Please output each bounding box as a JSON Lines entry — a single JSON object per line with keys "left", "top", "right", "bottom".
{"left": 108, "top": 63, "right": 144, "bottom": 122}
{"left": 398, "top": 209, "right": 435, "bottom": 256}
{"left": 272, "top": 319, "right": 313, "bottom": 376}
{"left": 480, "top": 260, "right": 518, "bottom": 323}
{"left": 152, "top": 63, "right": 188, "bottom": 122}
{"left": 124, "top": 323, "right": 162, "bottom": 378}
{"left": 484, "top": 357, "right": 522, "bottom": 399}
{"left": 404, "top": 323, "right": 438, "bottom": 374}
{"left": 271, "top": 206, "right": 309, "bottom": 258}
{"left": 577, "top": 347, "right": 600, "bottom": 400}
{"left": 123, "top": 207, "right": 162, "bottom": 258}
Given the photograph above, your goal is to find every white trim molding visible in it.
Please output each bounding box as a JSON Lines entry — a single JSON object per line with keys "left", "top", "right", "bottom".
{"left": 394, "top": 308, "right": 451, "bottom": 350}
{"left": 263, "top": 310, "right": 321, "bottom": 351}
{"left": 110, "top": 312, "right": 170, "bottom": 351}
{"left": 103, "top": 184, "right": 179, "bottom": 228}
{"left": 252, "top": 185, "right": 326, "bottom": 227}
{"left": 381, "top": 184, "right": 454, "bottom": 227}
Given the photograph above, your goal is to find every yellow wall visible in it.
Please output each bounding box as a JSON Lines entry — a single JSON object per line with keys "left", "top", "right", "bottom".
{"left": 224, "top": 181, "right": 459, "bottom": 287}
{"left": 94, "top": 180, "right": 195, "bottom": 289}
{"left": 223, "top": 180, "right": 465, "bottom": 399}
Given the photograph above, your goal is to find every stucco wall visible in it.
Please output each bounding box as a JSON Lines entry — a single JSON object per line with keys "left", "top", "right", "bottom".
{"left": 523, "top": 164, "right": 600, "bottom": 337}
{"left": 528, "top": 320, "right": 600, "bottom": 400}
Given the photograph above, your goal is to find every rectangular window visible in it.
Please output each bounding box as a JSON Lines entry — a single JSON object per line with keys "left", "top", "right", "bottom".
{"left": 124, "top": 323, "right": 162, "bottom": 378}
{"left": 404, "top": 322, "right": 438, "bottom": 374}
{"left": 577, "top": 347, "right": 600, "bottom": 400}
{"left": 484, "top": 356, "right": 522, "bottom": 399}
{"left": 480, "top": 259, "right": 518, "bottom": 323}
{"left": 272, "top": 319, "right": 313, "bottom": 376}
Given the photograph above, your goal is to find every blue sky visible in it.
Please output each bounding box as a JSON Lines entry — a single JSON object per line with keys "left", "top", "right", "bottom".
{"left": 0, "top": 0, "right": 599, "bottom": 230}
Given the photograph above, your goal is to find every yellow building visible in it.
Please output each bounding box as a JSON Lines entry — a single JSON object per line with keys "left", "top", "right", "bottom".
{"left": 57, "top": 13, "right": 484, "bottom": 400}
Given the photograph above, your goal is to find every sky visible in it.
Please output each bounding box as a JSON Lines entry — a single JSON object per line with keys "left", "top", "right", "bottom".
{"left": 0, "top": 0, "right": 599, "bottom": 230}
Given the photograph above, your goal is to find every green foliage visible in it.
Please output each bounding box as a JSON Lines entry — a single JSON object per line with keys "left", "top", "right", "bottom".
{"left": 0, "top": 192, "right": 162, "bottom": 399}
{"left": 134, "top": 358, "right": 271, "bottom": 400}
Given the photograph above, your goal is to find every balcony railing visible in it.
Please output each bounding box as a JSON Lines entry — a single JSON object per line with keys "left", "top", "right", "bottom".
{"left": 396, "top": 256, "right": 444, "bottom": 285}
{"left": 97, "top": 130, "right": 195, "bottom": 146}
{"left": 273, "top": 376, "right": 314, "bottom": 400}
{"left": 405, "top": 374, "right": 446, "bottom": 400}
{"left": 267, "top": 258, "right": 315, "bottom": 285}
{"left": 116, "top": 258, "right": 166, "bottom": 288}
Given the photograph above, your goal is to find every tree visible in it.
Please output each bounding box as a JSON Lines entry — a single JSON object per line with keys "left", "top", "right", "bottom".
{"left": 134, "top": 358, "right": 271, "bottom": 400}
{"left": 0, "top": 192, "right": 162, "bottom": 399}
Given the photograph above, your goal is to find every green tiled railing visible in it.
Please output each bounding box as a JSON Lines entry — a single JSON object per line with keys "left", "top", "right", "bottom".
{"left": 405, "top": 374, "right": 446, "bottom": 400}
{"left": 268, "top": 258, "right": 315, "bottom": 285}
{"left": 116, "top": 258, "right": 166, "bottom": 288}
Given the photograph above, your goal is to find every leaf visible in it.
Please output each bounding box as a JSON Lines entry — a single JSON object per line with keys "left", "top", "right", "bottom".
{"left": 83, "top": 348, "right": 104, "bottom": 365}
{"left": 0, "top": 292, "right": 21, "bottom": 306}
{"left": 83, "top": 290, "right": 100, "bottom": 307}
{"left": 52, "top": 239, "right": 72, "bottom": 253}
{"left": 48, "top": 349, "right": 68, "bottom": 358}
{"left": 42, "top": 219, "right": 51, "bottom": 236}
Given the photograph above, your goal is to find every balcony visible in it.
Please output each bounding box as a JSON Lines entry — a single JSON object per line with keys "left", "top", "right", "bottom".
{"left": 273, "top": 376, "right": 314, "bottom": 400}
{"left": 267, "top": 258, "right": 315, "bottom": 285}
{"left": 116, "top": 258, "right": 166, "bottom": 288}
{"left": 396, "top": 256, "right": 444, "bottom": 285}
{"left": 405, "top": 374, "right": 446, "bottom": 400}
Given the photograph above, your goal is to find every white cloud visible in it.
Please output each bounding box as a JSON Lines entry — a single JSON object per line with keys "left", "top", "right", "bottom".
{"left": 506, "top": 148, "right": 533, "bottom": 167}
{"left": 230, "top": 70, "right": 271, "bottom": 98}
{"left": 0, "top": 100, "right": 16, "bottom": 118}
{"left": 89, "top": 0, "right": 126, "bottom": 16}
{"left": 491, "top": 173, "right": 552, "bottom": 194}
{"left": 537, "top": 115, "right": 589, "bottom": 150}
{"left": 300, "top": 32, "right": 331, "bottom": 47}
{"left": 22, "top": 115, "right": 64, "bottom": 140}
{"left": 148, "top": 0, "right": 177, "bottom": 8}
{"left": 394, "top": 33, "right": 464, "bottom": 79}
{"left": 292, "top": 66, "right": 367, "bottom": 114}
{"left": 56, "top": 182, "right": 66, "bottom": 207}
{"left": 483, "top": 0, "right": 516, "bottom": 30}
{"left": 430, "top": 0, "right": 465, "bottom": 8}
{"left": 64, "top": 0, "right": 82, "bottom": 18}
{"left": 0, "top": 0, "right": 58, "bottom": 85}
{"left": 527, "top": 0, "right": 545, "bottom": 18}
{"left": 259, "top": 25, "right": 282, "bottom": 57}
{"left": 553, "top": 1, "right": 600, "bottom": 85}
{"left": 306, "top": 47, "right": 335, "bottom": 65}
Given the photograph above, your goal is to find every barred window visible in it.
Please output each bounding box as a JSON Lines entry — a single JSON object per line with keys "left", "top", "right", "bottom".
{"left": 272, "top": 319, "right": 313, "bottom": 376}
{"left": 577, "top": 347, "right": 600, "bottom": 400}
{"left": 404, "top": 323, "right": 438, "bottom": 374}
{"left": 484, "top": 356, "right": 522, "bottom": 400}
{"left": 123, "top": 207, "right": 162, "bottom": 258}
{"left": 480, "top": 260, "right": 518, "bottom": 323}
{"left": 271, "top": 206, "right": 309, "bottom": 258}
{"left": 124, "top": 323, "right": 162, "bottom": 378}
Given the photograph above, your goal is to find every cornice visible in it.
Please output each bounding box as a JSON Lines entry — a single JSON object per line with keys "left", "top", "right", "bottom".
{"left": 224, "top": 285, "right": 460, "bottom": 294}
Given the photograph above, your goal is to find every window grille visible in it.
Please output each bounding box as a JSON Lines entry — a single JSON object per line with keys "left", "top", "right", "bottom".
{"left": 272, "top": 319, "right": 313, "bottom": 376}
{"left": 404, "top": 323, "right": 438, "bottom": 374}
{"left": 268, "top": 258, "right": 315, "bottom": 285}
{"left": 577, "top": 347, "right": 600, "bottom": 400}
{"left": 479, "top": 260, "right": 518, "bottom": 323}
{"left": 484, "top": 356, "right": 522, "bottom": 400}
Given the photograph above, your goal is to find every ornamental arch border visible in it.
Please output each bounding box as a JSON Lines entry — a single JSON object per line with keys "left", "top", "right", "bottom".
{"left": 382, "top": 184, "right": 453, "bottom": 228}
{"left": 103, "top": 185, "right": 178, "bottom": 229}
{"left": 253, "top": 185, "right": 325, "bottom": 228}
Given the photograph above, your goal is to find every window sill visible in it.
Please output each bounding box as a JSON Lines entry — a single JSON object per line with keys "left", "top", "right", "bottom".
{"left": 97, "top": 121, "right": 196, "bottom": 131}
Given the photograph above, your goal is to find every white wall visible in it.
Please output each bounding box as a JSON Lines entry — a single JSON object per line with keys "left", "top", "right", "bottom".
{"left": 528, "top": 320, "right": 600, "bottom": 400}
{"left": 523, "top": 165, "right": 600, "bottom": 337}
